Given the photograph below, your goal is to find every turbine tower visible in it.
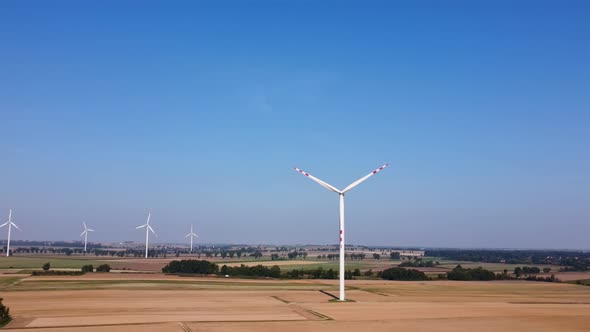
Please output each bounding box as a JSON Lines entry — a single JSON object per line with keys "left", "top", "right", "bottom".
{"left": 185, "top": 224, "right": 199, "bottom": 253}
{"left": 294, "top": 164, "right": 388, "bottom": 301}
{"left": 1, "top": 209, "right": 21, "bottom": 257}
{"left": 136, "top": 210, "right": 156, "bottom": 258}
{"left": 80, "top": 222, "right": 95, "bottom": 253}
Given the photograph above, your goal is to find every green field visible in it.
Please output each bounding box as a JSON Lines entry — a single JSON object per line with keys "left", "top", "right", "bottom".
{"left": 1, "top": 278, "right": 335, "bottom": 292}
{"left": 436, "top": 260, "right": 555, "bottom": 273}
{"left": 0, "top": 256, "right": 123, "bottom": 269}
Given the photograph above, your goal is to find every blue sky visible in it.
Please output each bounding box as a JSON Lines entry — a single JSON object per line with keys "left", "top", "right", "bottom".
{"left": 1, "top": 1, "right": 589, "bottom": 249}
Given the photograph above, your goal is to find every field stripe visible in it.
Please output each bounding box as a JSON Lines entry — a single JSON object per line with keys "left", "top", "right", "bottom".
{"left": 177, "top": 322, "right": 192, "bottom": 332}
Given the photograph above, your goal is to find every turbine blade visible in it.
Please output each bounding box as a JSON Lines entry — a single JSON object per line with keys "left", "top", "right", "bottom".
{"left": 0, "top": 221, "right": 8, "bottom": 228}
{"left": 148, "top": 225, "right": 156, "bottom": 234}
{"left": 87, "top": 229, "right": 94, "bottom": 232}
{"left": 136, "top": 224, "right": 147, "bottom": 229}
{"left": 293, "top": 167, "right": 341, "bottom": 193}
{"left": 83, "top": 222, "right": 87, "bottom": 229}
{"left": 80, "top": 230, "right": 86, "bottom": 237}
{"left": 342, "top": 163, "right": 389, "bottom": 193}
{"left": 11, "top": 222, "right": 21, "bottom": 231}
{"left": 185, "top": 233, "right": 191, "bottom": 238}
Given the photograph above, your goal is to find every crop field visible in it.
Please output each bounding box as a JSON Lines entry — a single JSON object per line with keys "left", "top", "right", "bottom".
{"left": 436, "top": 260, "right": 555, "bottom": 273}
{"left": 0, "top": 256, "right": 127, "bottom": 270}
{"left": 2, "top": 269, "right": 590, "bottom": 332}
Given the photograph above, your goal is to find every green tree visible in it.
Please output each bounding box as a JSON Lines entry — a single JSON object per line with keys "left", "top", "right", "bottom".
{"left": 269, "top": 265, "right": 281, "bottom": 278}
{"left": 390, "top": 252, "right": 401, "bottom": 260}
{"left": 81, "top": 265, "right": 94, "bottom": 273}
{"left": 42, "top": 262, "right": 50, "bottom": 271}
{"left": 96, "top": 264, "right": 111, "bottom": 272}
{"left": 373, "top": 253, "right": 381, "bottom": 260}
{"left": 543, "top": 267, "right": 551, "bottom": 273}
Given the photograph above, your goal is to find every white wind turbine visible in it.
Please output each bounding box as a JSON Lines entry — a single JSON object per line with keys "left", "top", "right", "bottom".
{"left": 185, "top": 224, "right": 199, "bottom": 253}
{"left": 1, "top": 209, "right": 21, "bottom": 257}
{"left": 80, "top": 222, "right": 94, "bottom": 253}
{"left": 136, "top": 211, "right": 157, "bottom": 258}
{"left": 294, "top": 164, "right": 388, "bottom": 301}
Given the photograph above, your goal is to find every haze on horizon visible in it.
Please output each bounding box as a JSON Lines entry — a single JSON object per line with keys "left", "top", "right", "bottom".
{"left": 0, "top": 1, "right": 588, "bottom": 250}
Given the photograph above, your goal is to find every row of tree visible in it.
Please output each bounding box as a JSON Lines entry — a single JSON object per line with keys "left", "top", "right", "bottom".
{"left": 447, "top": 265, "right": 496, "bottom": 281}
{"left": 220, "top": 264, "right": 281, "bottom": 278}
{"left": 379, "top": 267, "right": 428, "bottom": 281}
{"left": 162, "top": 260, "right": 219, "bottom": 274}
{"left": 425, "top": 249, "right": 590, "bottom": 270}
{"left": 81, "top": 264, "right": 111, "bottom": 273}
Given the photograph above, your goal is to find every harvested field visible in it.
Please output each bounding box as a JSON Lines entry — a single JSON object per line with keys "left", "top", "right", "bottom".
{"left": 2, "top": 274, "right": 590, "bottom": 331}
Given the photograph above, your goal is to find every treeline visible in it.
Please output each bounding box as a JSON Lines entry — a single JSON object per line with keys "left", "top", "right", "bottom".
{"left": 31, "top": 263, "right": 111, "bottom": 275}
{"left": 284, "top": 268, "right": 362, "bottom": 279}
{"left": 162, "top": 260, "right": 366, "bottom": 280}
{"left": 0, "top": 240, "right": 103, "bottom": 248}
{"left": 220, "top": 264, "right": 280, "bottom": 278}
{"left": 162, "top": 260, "right": 280, "bottom": 278}
{"left": 32, "top": 270, "right": 85, "bottom": 276}
{"left": 446, "top": 265, "right": 496, "bottom": 281}
{"left": 379, "top": 268, "right": 428, "bottom": 281}
{"left": 162, "top": 260, "right": 219, "bottom": 274}
{"left": 400, "top": 258, "right": 436, "bottom": 268}
{"left": 425, "top": 249, "right": 590, "bottom": 271}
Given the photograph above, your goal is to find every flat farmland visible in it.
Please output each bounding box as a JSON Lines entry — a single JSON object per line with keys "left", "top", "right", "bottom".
{"left": 2, "top": 274, "right": 590, "bottom": 332}
{"left": 0, "top": 256, "right": 127, "bottom": 270}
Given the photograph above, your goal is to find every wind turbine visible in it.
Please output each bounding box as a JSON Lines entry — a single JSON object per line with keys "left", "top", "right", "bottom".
{"left": 80, "top": 222, "right": 94, "bottom": 253}
{"left": 1, "top": 209, "right": 21, "bottom": 257}
{"left": 185, "top": 224, "right": 199, "bottom": 253}
{"left": 136, "top": 211, "right": 156, "bottom": 258}
{"left": 293, "top": 164, "right": 388, "bottom": 301}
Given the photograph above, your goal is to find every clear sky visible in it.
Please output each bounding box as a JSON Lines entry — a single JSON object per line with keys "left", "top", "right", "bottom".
{"left": 1, "top": 1, "right": 589, "bottom": 249}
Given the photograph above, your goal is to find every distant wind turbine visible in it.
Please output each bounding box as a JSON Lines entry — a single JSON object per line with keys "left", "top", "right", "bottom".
{"left": 185, "top": 224, "right": 199, "bottom": 252}
{"left": 80, "top": 222, "right": 94, "bottom": 253}
{"left": 136, "top": 211, "right": 156, "bottom": 258}
{"left": 1, "top": 209, "right": 21, "bottom": 257}
{"left": 294, "top": 164, "right": 388, "bottom": 301}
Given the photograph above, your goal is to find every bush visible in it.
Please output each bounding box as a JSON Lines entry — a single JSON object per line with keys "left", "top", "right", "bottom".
{"left": 0, "top": 298, "right": 11, "bottom": 326}
{"left": 380, "top": 268, "right": 428, "bottom": 281}
{"left": 81, "top": 265, "right": 94, "bottom": 273}
{"left": 96, "top": 264, "right": 111, "bottom": 272}
{"left": 42, "top": 262, "right": 50, "bottom": 271}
